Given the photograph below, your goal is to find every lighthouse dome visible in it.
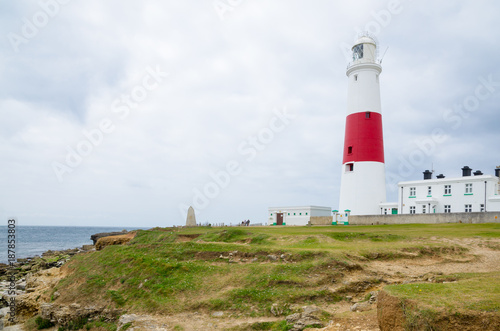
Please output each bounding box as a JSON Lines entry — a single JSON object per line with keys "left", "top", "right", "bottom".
{"left": 353, "top": 36, "right": 376, "bottom": 48}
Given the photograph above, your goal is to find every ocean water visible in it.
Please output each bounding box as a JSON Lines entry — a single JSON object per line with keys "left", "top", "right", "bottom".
{"left": 0, "top": 226, "right": 145, "bottom": 264}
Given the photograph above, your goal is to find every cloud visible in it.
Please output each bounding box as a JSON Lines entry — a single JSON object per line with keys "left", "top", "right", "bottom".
{"left": 0, "top": 1, "right": 499, "bottom": 226}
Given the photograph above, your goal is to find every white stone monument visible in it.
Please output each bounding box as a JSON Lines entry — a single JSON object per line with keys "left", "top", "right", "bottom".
{"left": 186, "top": 206, "right": 197, "bottom": 227}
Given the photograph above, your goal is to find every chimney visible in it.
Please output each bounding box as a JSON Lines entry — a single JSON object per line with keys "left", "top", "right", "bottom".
{"left": 423, "top": 170, "right": 432, "bottom": 180}
{"left": 495, "top": 167, "right": 500, "bottom": 177}
{"left": 473, "top": 170, "right": 483, "bottom": 176}
{"left": 461, "top": 166, "right": 472, "bottom": 177}
{"left": 436, "top": 174, "right": 445, "bottom": 179}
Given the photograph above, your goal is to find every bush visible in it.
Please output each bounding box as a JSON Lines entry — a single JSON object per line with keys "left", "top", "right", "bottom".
{"left": 35, "top": 316, "right": 55, "bottom": 330}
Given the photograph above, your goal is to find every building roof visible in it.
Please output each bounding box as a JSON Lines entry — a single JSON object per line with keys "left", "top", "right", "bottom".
{"left": 398, "top": 174, "right": 498, "bottom": 186}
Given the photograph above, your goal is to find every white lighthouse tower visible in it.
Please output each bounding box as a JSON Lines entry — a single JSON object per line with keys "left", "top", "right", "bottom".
{"left": 338, "top": 35, "right": 386, "bottom": 216}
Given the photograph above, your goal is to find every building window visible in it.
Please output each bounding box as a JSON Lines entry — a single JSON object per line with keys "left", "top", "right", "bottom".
{"left": 465, "top": 204, "right": 472, "bottom": 212}
{"left": 444, "top": 185, "right": 452, "bottom": 195}
{"left": 346, "top": 163, "right": 354, "bottom": 172}
{"left": 347, "top": 146, "right": 353, "bottom": 154}
{"left": 465, "top": 183, "right": 473, "bottom": 194}
{"left": 422, "top": 205, "right": 426, "bottom": 214}
{"left": 354, "top": 74, "right": 358, "bottom": 81}
{"left": 480, "top": 204, "right": 485, "bottom": 212}
{"left": 409, "top": 206, "right": 416, "bottom": 214}
{"left": 444, "top": 205, "right": 451, "bottom": 213}
{"left": 409, "top": 187, "right": 416, "bottom": 197}
{"left": 365, "top": 111, "right": 371, "bottom": 119}
{"left": 427, "top": 186, "right": 432, "bottom": 196}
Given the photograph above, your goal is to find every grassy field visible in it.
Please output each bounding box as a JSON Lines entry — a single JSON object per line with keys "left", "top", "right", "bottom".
{"left": 47, "top": 223, "right": 499, "bottom": 329}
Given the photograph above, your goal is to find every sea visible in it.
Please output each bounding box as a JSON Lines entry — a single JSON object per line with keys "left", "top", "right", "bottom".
{"left": 0, "top": 226, "right": 146, "bottom": 264}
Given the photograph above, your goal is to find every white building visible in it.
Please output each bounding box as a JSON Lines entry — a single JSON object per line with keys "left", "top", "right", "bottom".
{"left": 338, "top": 35, "right": 387, "bottom": 215}
{"left": 398, "top": 167, "right": 500, "bottom": 214}
{"left": 267, "top": 206, "right": 332, "bottom": 226}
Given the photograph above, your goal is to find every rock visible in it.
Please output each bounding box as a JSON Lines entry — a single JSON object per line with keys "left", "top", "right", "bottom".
{"left": 81, "top": 244, "right": 95, "bottom": 251}
{"left": 286, "top": 306, "right": 325, "bottom": 331}
{"left": 350, "top": 301, "right": 373, "bottom": 312}
{"left": 293, "top": 316, "right": 323, "bottom": 330}
{"left": 369, "top": 291, "right": 378, "bottom": 303}
{"left": 211, "top": 311, "right": 224, "bottom": 317}
{"left": 302, "top": 305, "right": 320, "bottom": 316}
{"left": 0, "top": 306, "right": 10, "bottom": 317}
{"left": 118, "top": 314, "right": 139, "bottom": 330}
{"left": 267, "top": 254, "right": 277, "bottom": 261}
{"left": 52, "top": 291, "right": 60, "bottom": 299}
{"left": 286, "top": 313, "right": 302, "bottom": 323}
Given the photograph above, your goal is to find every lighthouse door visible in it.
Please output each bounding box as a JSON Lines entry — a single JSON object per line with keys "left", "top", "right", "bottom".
{"left": 276, "top": 213, "right": 284, "bottom": 225}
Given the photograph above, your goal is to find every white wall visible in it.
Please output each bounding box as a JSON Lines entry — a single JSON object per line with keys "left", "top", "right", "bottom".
{"left": 399, "top": 175, "right": 500, "bottom": 214}
{"left": 339, "top": 161, "right": 387, "bottom": 215}
{"left": 267, "top": 206, "right": 331, "bottom": 226}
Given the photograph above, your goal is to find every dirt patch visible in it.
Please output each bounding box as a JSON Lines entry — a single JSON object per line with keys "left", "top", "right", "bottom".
{"left": 176, "top": 233, "right": 201, "bottom": 242}
{"left": 376, "top": 290, "right": 407, "bottom": 331}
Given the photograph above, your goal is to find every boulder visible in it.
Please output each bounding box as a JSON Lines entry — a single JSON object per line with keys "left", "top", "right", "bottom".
{"left": 350, "top": 301, "right": 373, "bottom": 312}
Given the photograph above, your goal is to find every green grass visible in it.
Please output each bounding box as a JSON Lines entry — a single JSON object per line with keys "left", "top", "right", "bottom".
{"left": 385, "top": 272, "right": 500, "bottom": 312}
{"left": 52, "top": 223, "right": 499, "bottom": 317}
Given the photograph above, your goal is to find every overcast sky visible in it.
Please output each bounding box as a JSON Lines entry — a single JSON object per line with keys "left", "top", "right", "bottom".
{"left": 1, "top": 1, "right": 499, "bottom": 227}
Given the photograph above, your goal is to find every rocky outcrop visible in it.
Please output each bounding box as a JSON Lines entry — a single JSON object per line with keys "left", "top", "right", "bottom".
{"left": 285, "top": 306, "right": 325, "bottom": 331}
{"left": 41, "top": 303, "right": 122, "bottom": 326}
{"left": 90, "top": 230, "right": 128, "bottom": 245}
{"left": 95, "top": 232, "right": 137, "bottom": 251}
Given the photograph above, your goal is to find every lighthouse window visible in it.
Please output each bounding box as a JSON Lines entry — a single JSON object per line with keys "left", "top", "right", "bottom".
{"left": 354, "top": 75, "right": 358, "bottom": 81}
{"left": 365, "top": 112, "right": 371, "bottom": 119}
{"left": 347, "top": 146, "right": 353, "bottom": 154}
{"left": 353, "top": 44, "right": 363, "bottom": 60}
{"left": 346, "top": 163, "right": 354, "bottom": 172}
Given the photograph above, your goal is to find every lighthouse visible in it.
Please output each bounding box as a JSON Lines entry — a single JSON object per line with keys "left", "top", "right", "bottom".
{"left": 338, "top": 35, "right": 386, "bottom": 215}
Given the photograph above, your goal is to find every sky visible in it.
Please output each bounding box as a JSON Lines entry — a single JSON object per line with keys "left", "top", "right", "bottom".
{"left": 1, "top": 1, "right": 499, "bottom": 227}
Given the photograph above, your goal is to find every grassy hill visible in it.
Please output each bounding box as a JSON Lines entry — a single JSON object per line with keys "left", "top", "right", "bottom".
{"left": 41, "top": 223, "right": 499, "bottom": 330}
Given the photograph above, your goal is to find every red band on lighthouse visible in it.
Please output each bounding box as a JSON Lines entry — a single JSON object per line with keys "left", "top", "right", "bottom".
{"left": 342, "top": 111, "right": 384, "bottom": 164}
